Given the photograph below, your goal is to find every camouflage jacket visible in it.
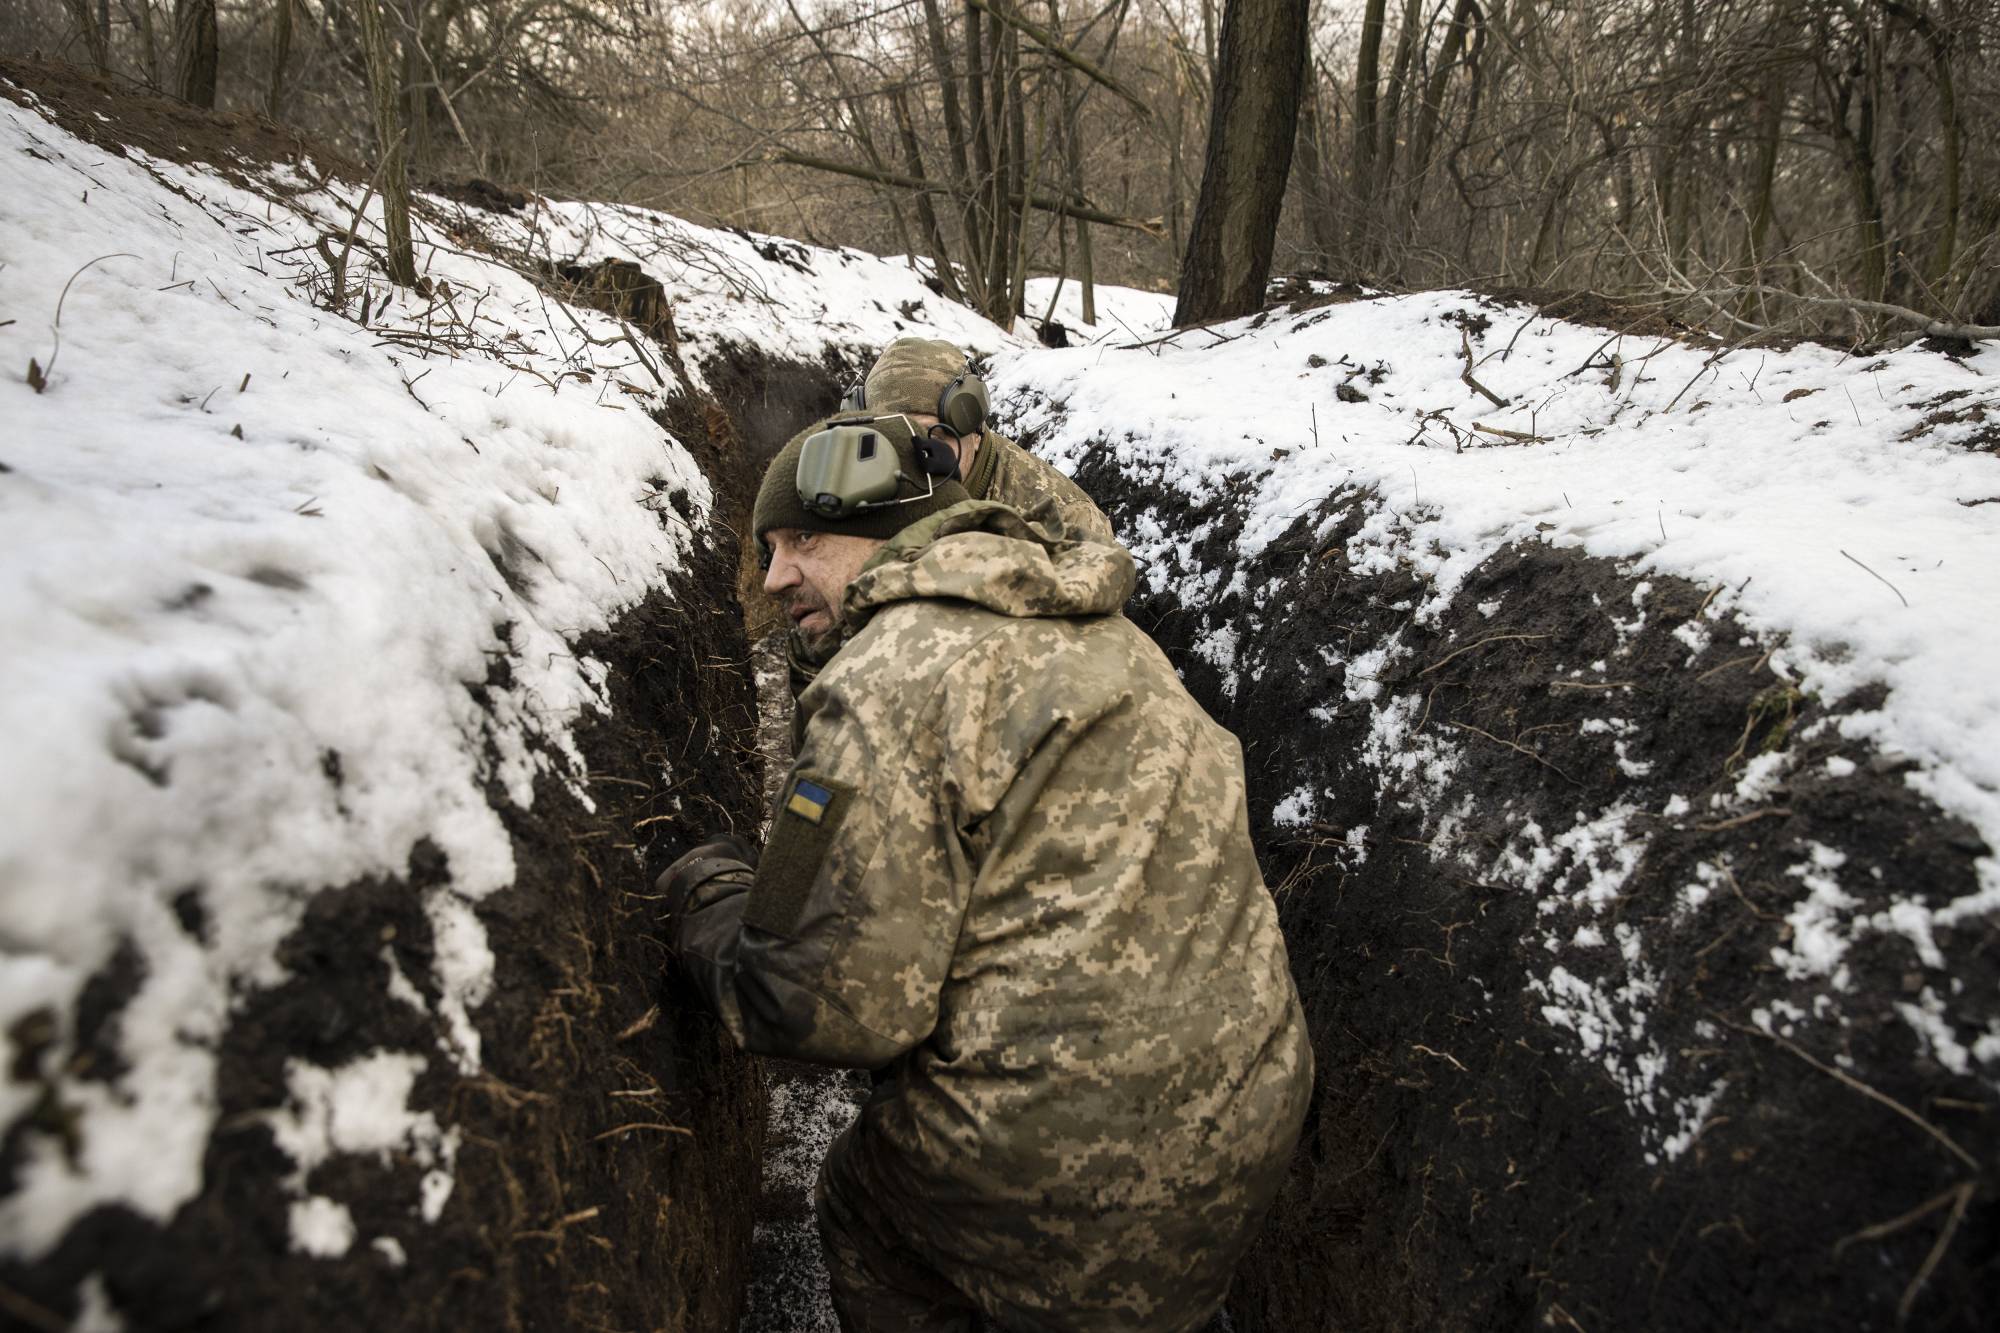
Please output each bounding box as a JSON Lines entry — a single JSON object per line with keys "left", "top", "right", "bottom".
{"left": 784, "top": 429, "right": 1114, "bottom": 703}
{"left": 682, "top": 501, "right": 1311, "bottom": 1308}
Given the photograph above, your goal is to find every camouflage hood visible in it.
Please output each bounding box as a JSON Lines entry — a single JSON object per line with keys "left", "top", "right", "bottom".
{"left": 841, "top": 499, "right": 1134, "bottom": 637}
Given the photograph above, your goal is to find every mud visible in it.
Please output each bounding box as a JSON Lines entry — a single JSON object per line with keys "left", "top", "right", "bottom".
{"left": 1044, "top": 442, "right": 2000, "bottom": 1331}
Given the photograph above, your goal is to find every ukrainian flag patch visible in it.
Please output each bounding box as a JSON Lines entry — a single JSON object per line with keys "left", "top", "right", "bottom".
{"left": 787, "top": 777, "right": 834, "bottom": 824}
{"left": 745, "top": 772, "right": 855, "bottom": 937}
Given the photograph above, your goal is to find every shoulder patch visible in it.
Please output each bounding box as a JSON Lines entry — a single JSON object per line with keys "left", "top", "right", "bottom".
{"left": 743, "top": 772, "right": 855, "bottom": 937}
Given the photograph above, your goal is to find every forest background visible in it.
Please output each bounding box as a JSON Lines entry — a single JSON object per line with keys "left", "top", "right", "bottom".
{"left": 6, "top": 0, "right": 1996, "bottom": 346}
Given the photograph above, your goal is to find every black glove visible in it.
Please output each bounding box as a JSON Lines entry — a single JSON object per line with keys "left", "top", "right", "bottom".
{"left": 655, "top": 832, "right": 758, "bottom": 941}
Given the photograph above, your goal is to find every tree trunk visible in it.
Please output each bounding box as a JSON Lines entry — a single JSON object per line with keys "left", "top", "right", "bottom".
{"left": 966, "top": 2, "right": 1001, "bottom": 313}
{"left": 127, "top": 0, "right": 163, "bottom": 89}
{"left": 1877, "top": 0, "right": 1962, "bottom": 289}
{"left": 359, "top": 0, "right": 419, "bottom": 288}
{"left": 173, "top": 0, "right": 219, "bottom": 108}
{"left": 1057, "top": 34, "right": 1097, "bottom": 324}
{"left": 268, "top": 0, "right": 295, "bottom": 119}
{"left": 892, "top": 89, "right": 966, "bottom": 303}
{"left": 1407, "top": 0, "right": 1477, "bottom": 215}
{"left": 1173, "top": 0, "right": 1310, "bottom": 325}
{"left": 1375, "top": 0, "right": 1423, "bottom": 202}
{"left": 63, "top": 0, "right": 110, "bottom": 74}
{"left": 404, "top": 11, "right": 433, "bottom": 174}
{"left": 1351, "top": 0, "right": 1388, "bottom": 258}
{"left": 1745, "top": 66, "right": 1783, "bottom": 283}
{"left": 999, "top": 26, "right": 1029, "bottom": 326}
{"left": 1292, "top": 67, "right": 1342, "bottom": 271}
{"left": 919, "top": 0, "right": 982, "bottom": 305}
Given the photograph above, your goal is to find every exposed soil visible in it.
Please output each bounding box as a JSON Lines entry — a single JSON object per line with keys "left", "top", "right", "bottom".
{"left": 1900, "top": 388, "right": 2000, "bottom": 454}
{"left": 1046, "top": 443, "right": 2000, "bottom": 1332}
{"left": 0, "top": 58, "right": 363, "bottom": 191}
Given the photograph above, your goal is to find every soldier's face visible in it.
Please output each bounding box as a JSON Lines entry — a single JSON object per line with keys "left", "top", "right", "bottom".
{"left": 763, "top": 529, "right": 885, "bottom": 644}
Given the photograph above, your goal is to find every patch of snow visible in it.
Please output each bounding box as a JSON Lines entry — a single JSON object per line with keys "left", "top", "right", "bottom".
{"left": 288, "top": 1195, "right": 356, "bottom": 1258}
{"left": 1271, "top": 786, "right": 1318, "bottom": 829}
{"left": 73, "top": 1274, "right": 125, "bottom": 1333}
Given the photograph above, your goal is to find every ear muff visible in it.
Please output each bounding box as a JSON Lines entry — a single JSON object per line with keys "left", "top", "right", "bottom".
{"left": 913, "top": 433, "right": 960, "bottom": 480}
{"left": 936, "top": 369, "right": 988, "bottom": 437}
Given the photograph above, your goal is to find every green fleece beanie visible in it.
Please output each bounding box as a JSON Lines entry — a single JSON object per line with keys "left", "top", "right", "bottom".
{"left": 753, "top": 416, "right": 970, "bottom": 549}
{"left": 862, "top": 337, "right": 967, "bottom": 417}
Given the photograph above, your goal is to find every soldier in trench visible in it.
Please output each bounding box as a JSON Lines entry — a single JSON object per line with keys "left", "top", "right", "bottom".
{"left": 656, "top": 350, "right": 1311, "bottom": 1331}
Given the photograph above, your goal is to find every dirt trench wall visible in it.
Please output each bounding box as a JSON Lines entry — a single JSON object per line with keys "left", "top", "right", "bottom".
{"left": 0, "top": 335, "right": 839, "bottom": 1333}
{"left": 1034, "top": 443, "right": 1999, "bottom": 1331}
{"left": 0, "top": 493, "right": 765, "bottom": 1332}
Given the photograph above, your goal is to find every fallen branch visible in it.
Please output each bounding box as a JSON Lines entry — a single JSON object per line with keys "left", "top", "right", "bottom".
{"left": 589, "top": 1121, "right": 694, "bottom": 1142}
{"left": 1459, "top": 329, "right": 1509, "bottom": 407}
{"left": 1657, "top": 283, "right": 2000, "bottom": 342}
{"left": 1691, "top": 806, "right": 1792, "bottom": 833}
{"left": 1841, "top": 549, "right": 1910, "bottom": 608}
{"left": 1715, "top": 1015, "right": 1978, "bottom": 1172}
{"left": 1471, "top": 422, "right": 1549, "bottom": 443}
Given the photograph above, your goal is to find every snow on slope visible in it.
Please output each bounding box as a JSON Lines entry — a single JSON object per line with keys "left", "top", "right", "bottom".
{"left": 1020, "top": 276, "right": 1177, "bottom": 343}
{"left": 0, "top": 86, "right": 1009, "bottom": 1262}
{"left": 992, "top": 289, "right": 2000, "bottom": 1095}
{"left": 471, "top": 209, "right": 1009, "bottom": 384}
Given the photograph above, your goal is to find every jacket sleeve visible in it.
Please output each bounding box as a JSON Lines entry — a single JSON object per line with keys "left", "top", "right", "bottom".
{"left": 674, "top": 668, "right": 969, "bottom": 1069}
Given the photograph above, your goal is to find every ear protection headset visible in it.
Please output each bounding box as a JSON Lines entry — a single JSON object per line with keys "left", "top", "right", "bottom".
{"left": 793, "top": 414, "right": 940, "bottom": 520}
{"left": 839, "top": 362, "right": 989, "bottom": 480}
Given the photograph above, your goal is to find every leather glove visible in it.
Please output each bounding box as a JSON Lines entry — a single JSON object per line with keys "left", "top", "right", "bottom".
{"left": 655, "top": 832, "right": 757, "bottom": 942}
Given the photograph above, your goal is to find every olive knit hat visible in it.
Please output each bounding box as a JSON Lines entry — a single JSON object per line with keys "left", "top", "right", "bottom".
{"left": 753, "top": 415, "right": 970, "bottom": 550}
{"left": 862, "top": 337, "right": 969, "bottom": 417}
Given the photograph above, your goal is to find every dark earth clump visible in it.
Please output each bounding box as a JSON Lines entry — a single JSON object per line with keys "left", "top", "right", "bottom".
{"left": 425, "top": 177, "right": 530, "bottom": 214}
{"left": 1042, "top": 439, "right": 2000, "bottom": 1332}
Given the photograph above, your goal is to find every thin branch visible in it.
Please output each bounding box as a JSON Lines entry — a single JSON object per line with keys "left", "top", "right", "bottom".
{"left": 767, "top": 148, "right": 1163, "bottom": 234}
{"left": 965, "top": 0, "right": 1153, "bottom": 120}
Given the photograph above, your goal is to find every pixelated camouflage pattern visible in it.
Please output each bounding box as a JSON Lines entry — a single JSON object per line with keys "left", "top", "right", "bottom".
{"left": 784, "top": 429, "right": 1115, "bottom": 708}
{"left": 682, "top": 501, "right": 1311, "bottom": 1330}
{"left": 961, "top": 429, "right": 1117, "bottom": 547}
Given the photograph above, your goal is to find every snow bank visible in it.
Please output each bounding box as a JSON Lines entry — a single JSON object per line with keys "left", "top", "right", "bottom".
{"left": 995, "top": 289, "right": 2000, "bottom": 1045}
{"left": 474, "top": 205, "right": 1009, "bottom": 387}
{"left": 1020, "top": 276, "right": 1177, "bottom": 343}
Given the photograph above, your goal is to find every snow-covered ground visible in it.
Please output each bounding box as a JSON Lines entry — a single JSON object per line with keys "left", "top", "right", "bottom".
{"left": 991, "top": 289, "right": 2000, "bottom": 1117}
{"left": 1020, "top": 275, "right": 1178, "bottom": 343}
{"left": 0, "top": 81, "right": 1015, "bottom": 1282}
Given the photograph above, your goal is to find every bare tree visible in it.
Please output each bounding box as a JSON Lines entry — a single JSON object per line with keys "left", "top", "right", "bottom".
{"left": 172, "top": 0, "right": 217, "bottom": 107}
{"left": 1174, "top": 0, "right": 1310, "bottom": 324}
{"left": 358, "top": 0, "right": 418, "bottom": 287}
